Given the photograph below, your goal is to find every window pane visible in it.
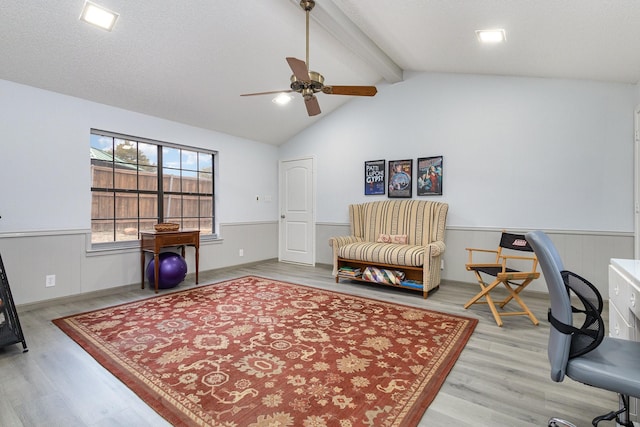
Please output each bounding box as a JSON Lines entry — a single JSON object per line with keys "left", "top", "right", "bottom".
{"left": 91, "top": 134, "right": 114, "bottom": 189}
{"left": 113, "top": 138, "right": 139, "bottom": 166}
{"left": 182, "top": 172, "right": 198, "bottom": 193}
{"left": 199, "top": 218, "right": 213, "bottom": 234}
{"left": 114, "top": 167, "right": 138, "bottom": 190}
{"left": 115, "top": 192, "right": 138, "bottom": 218}
{"left": 163, "top": 147, "right": 180, "bottom": 168}
{"left": 199, "top": 153, "right": 212, "bottom": 172}
{"left": 92, "top": 192, "right": 114, "bottom": 219}
{"left": 182, "top": 149, "right": 198, "bottom": 172}
{"left": 91, "top": 164, "right": 114, "bottom": 189}
{"left": 139, "top": 194, "right": 158, "bottom": 220}
{"left": 163, "top": 168, "right": 182, "bottom": 192}
{"left": 163, "top": 194, "right": 182, "bottom": 218}
{"left": 139, "top": 220, "right": 156, "bottom": 233}
{"left": 199, "top": 196, "right": 213, "bottom": 218}
{"left": 90, "top": 134, "right": 114, "bottom": 157}
{"left": 182, "top": 195, "right": 198, "bottom": 217}
{"left": 115, "top": 220, "right": 139, "bottom": 242}
{"left": 91, "top": 220, "right": 114, "bottom": 243}
{"left": 138, "top": 142, "right": 157, "bottom": 168}
{"left": 199, "top": 172, "right": 213, "bottom": 194}
{"left": 139, "top": 166, "right": 158, "bottom": 191}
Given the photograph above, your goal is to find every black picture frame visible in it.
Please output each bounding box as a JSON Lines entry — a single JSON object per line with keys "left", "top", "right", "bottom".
{"left": 388, "top": 159, "right": 412, "bottom": 198}
{"left": 364, "top": 160, "right": 386, "bottom": 195}
{"left": 417, "top": 156, "right": 443, "bottom": 196}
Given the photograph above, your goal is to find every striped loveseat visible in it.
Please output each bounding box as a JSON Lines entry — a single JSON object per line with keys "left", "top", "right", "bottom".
{"left": 329, "top": 200, "right": 448, "bottom": 298}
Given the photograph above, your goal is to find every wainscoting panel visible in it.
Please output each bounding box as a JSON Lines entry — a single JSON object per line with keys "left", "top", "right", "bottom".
{"left": 0, "top": 222, "right": 278, "bottom": 306}
{"left": 317, "top": 224, "right": 634, "bottom": 299}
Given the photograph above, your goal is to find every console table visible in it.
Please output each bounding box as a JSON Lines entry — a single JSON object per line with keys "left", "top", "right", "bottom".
{"left": 609, "top": 258, "right": 640, "bottom": 423}
{"left": 140, "top": 229, "right": 200, "bottom": 293}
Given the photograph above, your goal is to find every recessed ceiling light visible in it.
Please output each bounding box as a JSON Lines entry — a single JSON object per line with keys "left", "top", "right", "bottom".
{"left": 476, "top": 29, "right": 506, "bottom": 43}
{"left": 272, "top": 93, "right": 293, "bottom": 106}
{"left": 80, "top": 1, "right": 119, "bottom": 31}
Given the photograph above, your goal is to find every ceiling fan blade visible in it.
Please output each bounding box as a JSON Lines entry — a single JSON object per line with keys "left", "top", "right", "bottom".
{"left": 322, "top": 85, "right": 377, "bottom": 96}
{"left": 286, "top": 57, "right": 310, "bottom": 81}
{"left": 240, "top": 89, "right": 293, "bottom": 97}
{"left": 304, "top": 96, "right": 321, "bottom": 116}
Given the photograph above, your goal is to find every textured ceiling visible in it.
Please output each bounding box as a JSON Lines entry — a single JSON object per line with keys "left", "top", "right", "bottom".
{"left": 2, "top": 1, "right": 640, "bottom": 146}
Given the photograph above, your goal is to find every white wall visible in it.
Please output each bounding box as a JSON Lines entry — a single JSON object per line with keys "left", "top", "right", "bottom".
{"left": 280, "top": 72, "right": 638, "bottom": 295}
{"left": 281, "top": 72, "right": 637, "bottom": 230}
{"left": 0, "top": 79, "right": 279, "bottom": 232}
{"left": 0, "top": 79, "right": 280, "bottom": 304}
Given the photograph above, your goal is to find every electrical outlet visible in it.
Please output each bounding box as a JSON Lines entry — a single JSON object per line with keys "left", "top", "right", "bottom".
{"left": 45, "top": 274, "right": 56, "bottom": 287}
{"left": 239, "top": 249, "right": 244, "bottom": 257}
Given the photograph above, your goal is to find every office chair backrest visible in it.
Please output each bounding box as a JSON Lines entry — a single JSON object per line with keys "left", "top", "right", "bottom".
{"left": 525, "top": 231, "right": 572, "bottom": 382}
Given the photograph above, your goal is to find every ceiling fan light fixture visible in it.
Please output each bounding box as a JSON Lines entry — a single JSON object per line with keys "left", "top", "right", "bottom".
{"left": 80, "top": 1, "right": 119, "bottom": 31}
{"left": 272, "top": 93, "right": 293, "bottom": 105}
{"left": 476, "top": 29, "right": 506, "bottom": 43}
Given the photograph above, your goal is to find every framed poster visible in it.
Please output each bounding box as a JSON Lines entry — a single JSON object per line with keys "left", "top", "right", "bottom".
{"left": 417, "top": 156, "right": 443, "bottom": 196}
{"left": 364, "top": 160, "right": 386, "bottom": 195}
{"left": 388, "top": 159, "right": 412, "bottom": 198}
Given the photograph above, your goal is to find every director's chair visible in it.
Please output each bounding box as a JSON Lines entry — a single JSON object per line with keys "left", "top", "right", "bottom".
{"left": 464, "top": 231, "right": 540, "bottom": 326}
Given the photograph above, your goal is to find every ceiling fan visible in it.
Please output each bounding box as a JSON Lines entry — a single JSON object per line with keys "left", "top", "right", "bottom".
{"left": 240, "top": 0, "right": 377, "bottom": 116}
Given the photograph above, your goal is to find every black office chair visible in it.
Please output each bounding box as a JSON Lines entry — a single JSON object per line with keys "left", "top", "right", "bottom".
{"left": 526, "top": 230, "right": 640, "bottom": 427}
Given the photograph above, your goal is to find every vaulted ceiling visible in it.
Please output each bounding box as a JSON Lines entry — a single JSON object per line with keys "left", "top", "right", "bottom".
{"left": 2, "top": 1, "right": 640, "bottom": 145}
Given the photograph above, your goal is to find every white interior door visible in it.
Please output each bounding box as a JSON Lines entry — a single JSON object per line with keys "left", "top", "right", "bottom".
{"left": 279, "top": 157, "right": 315, "bottom": 265}
{"left": 635, "top": 106, "right": 640, "bottom": 259}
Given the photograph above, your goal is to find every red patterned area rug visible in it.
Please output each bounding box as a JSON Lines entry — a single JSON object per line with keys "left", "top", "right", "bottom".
{"left": 53, "top": 276, "right": 477, "bottom": 427}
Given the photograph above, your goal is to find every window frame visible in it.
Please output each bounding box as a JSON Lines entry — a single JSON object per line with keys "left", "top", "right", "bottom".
{"left": 90, "top": 129, "right": 216, "bottom": 249}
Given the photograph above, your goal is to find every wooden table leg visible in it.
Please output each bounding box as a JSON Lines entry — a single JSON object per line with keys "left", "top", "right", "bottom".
{"left": 195, "top": 246, "right": 199, "bottom": 284}
{"left": 153, "top": 253, "right": 160, "bottom": 293}
{"left": 140, "top": 251, "right": 145, "bottom": 289}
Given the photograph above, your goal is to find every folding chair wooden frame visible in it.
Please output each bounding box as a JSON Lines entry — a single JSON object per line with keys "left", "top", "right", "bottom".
{"left": 464, "top": 232, "right": 540, "bottom": 327}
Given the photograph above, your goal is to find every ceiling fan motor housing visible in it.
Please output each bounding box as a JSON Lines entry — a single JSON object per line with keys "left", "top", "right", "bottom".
{"left": 290, "top": 71, "right": 324, "bottom": 94}
{"left": 300, "top": 0, "right": 315, "bottom": 12}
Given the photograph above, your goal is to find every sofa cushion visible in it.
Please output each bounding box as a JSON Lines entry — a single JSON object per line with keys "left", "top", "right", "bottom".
{"left": 338, "top": 242, "right": 424, "bottom": 267}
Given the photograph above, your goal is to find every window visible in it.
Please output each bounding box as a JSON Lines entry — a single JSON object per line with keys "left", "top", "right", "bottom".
{"left": 90, "top": 130, "right": 215, "bottom": 245}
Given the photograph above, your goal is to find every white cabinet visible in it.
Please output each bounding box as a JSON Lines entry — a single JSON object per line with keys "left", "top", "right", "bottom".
{"left": 609, "top": 259, "right": 640, "bottom": 423}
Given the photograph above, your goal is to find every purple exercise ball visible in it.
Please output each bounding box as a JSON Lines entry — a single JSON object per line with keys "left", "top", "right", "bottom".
{"left": 146, "top": 252, "right": 188, "bottom": 289}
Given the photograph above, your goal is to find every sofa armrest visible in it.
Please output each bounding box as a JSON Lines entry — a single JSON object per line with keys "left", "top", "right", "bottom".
{"left": 422, "top": 241, "right": 446, "bottom": 294}
{"left": 425, "top": 240, "right": 446, "bottom": 257}
{"left": 329, "top": 235, "right": 364, "bottom": 248}
{"left": 329, "top": 235, "right": 364, "bottom": 275}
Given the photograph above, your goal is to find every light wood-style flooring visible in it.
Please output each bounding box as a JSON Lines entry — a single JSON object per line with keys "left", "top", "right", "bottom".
{"left": 0, "top": 260, "right": 619, "bottom": 426}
